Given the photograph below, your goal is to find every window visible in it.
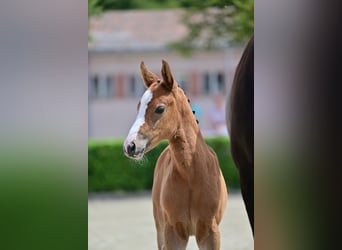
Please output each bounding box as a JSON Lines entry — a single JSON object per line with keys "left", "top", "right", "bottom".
{"left": 90, "top": 74, "right": 114, "bottom": 99}
{"left": 105, "top": 76, "right": 114, "bottom": 98}
{"left": 90, "top": 75, "right": 99, "bottom": 98}
{"left": 217, "top": 72, "right": 225, "bottom": 93}
{"left": 176, "top": 74, "right": 188, "bottom": 93}
{"left": 203, "top": 73, "right": 210, "bottom": 94}
{"left": 202, "top": 72, "right": 226, "bottom": 95}
{"left": 128, "top": 75, "right": 144, "bottom": 97}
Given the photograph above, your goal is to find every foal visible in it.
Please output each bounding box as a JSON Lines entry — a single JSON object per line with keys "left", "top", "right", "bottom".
{"left": 124, "top": 60, "right": 227, "bottom": 250}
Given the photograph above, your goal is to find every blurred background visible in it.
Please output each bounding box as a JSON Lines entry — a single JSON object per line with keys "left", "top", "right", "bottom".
{"left": 88, "top": 0, "right": 253, "bottom": 139}
{"left": 0, "top": 0, "right": 337, "bottom": 249}
{"left": 88, "top": 0, "right": 254, "bottom": 249}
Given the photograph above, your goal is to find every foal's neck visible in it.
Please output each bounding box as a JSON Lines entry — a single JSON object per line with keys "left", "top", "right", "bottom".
{"left": 168, "top": 106, "right": 206, "bottom": 170}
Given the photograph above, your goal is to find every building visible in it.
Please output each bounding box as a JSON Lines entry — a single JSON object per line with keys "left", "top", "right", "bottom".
{"left": 88, "top": 9, "right": 244, "bottom": 139}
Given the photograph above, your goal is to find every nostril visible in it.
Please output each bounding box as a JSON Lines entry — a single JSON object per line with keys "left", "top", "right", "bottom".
{"left": 127, "top": 142, "right": 136, "bottom": 156}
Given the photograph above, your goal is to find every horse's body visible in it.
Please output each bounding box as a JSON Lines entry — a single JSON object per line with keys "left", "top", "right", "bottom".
{"left": 124, "top": 60, "right": 227, "bottom": 249}
{"left": 153, "top": 125, "right": 227, "bottom": 250}
{"left": 227, "top": 35, "right": 254, "bottom": 234}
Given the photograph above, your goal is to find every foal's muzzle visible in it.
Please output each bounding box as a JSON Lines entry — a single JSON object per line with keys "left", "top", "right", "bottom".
{"left": 126, "top": 142, "right": 136, "bottom": 157}
{"left": 123, "top": 134, "right": 148, "bottom": 160}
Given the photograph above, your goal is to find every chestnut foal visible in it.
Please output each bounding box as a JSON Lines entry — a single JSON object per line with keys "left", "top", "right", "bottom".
{"left": 124, "top": 60, "right": 227, "bottom": 250}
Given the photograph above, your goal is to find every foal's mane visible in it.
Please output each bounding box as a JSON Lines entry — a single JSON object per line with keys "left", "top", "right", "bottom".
{"left": 177, "top": 85, "right": 199, "bottom": 124}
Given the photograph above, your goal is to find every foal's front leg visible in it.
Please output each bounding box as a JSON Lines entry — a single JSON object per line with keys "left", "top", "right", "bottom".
{"left": 156, "top": 226, "right": 164, "bottom": 250}
{"left": 164, "top": 222, "right": 189, "bottom": 250}
{"left": 196, "top": 220, "right": 220, "bottom": 250}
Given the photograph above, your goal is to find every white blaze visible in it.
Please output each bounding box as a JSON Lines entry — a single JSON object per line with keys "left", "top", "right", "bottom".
{"left": 127, "top": 89, "right": 153, "bottom": 137}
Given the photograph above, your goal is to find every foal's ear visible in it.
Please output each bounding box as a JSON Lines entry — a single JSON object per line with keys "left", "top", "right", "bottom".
{"left": 140, "top": 61, "right": 159, "bottom": 88}
{"left": 161, "top": 59, "right": 175, "bottom": 91}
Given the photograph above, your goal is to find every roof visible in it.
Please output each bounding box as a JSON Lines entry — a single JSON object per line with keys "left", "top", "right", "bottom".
{"left": 88, "top": 9, "right": 189, "bottom": 52}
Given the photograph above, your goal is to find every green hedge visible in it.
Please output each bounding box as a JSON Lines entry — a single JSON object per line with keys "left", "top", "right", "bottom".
{"left": 88, "top": 137, "right": 240, "bottom": 192}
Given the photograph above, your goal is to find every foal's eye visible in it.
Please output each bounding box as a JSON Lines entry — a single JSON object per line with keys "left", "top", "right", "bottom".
{"left": 155, "top": 106, "right": 165, "bottom": 114}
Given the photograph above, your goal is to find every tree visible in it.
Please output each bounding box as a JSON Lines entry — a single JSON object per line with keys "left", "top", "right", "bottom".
{"left": 88, "top": 0, "right": 102, "bottom": 17}
{"left": 170, "top": 0, "right": 254, "bottom": 53}
{"left": 88, "top": 0, "right": 254, "bottom": 50}
{"left": 93, "top": 0, "right": 180, "bottom": 11}
{"left": 88, "top": 0, "right": 103, "bottom": 41}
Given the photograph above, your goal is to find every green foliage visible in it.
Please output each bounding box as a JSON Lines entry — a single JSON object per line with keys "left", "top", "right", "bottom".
{"left": 170, "top": 0, "right": 254, "bottom": 54}
{"left": 88, "top": 137, "right": 240, "bottom": 192}
{"left": 229, "top": 0, "right": 254, "bottom": 42}
{"left": 88, "top": 0, "right": 102, "bottom": 17}
{"left": 96, "top": 0, "right": 181, "bottom": 10}
{"left": 88, "top": 0, "right": 103, "bottom": 41}
{"left": 179, "top": 0, "right": 234, "bottom": 9}
{"left": 96, "top": 0, "right": 135, "bottom": 10}
{"left": 88, "top": 0, "right": 253, "bottom": 49}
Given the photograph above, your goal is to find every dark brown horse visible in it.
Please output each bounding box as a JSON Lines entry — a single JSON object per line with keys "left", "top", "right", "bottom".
{"left": 227, "top": 35, "right": 254, "bottom": 235}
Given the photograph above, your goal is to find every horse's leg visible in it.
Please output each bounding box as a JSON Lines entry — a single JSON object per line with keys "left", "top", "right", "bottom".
{"left": 196, "top": 220, "right": 220, "bottom": 250}
{"left": 155, "top": 222, "right": 164, "bottom": 250}
{"left": 153, "top": 205, "right": 166, "bottom": 250}
{"left": 163, "top": 222, "right": 188, "bottom": 250}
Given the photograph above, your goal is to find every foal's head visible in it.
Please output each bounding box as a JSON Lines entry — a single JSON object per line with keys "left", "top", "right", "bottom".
{"left": 123, "top": 60, "right": 190, "bottom": 160}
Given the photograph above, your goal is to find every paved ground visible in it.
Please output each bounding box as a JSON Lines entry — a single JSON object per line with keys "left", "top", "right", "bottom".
{"left": 88, "top": 191, "right": 253, "bottom": 250}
